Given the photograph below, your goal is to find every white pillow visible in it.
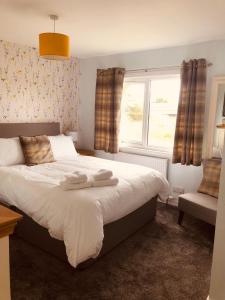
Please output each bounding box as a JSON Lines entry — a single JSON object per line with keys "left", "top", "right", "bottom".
{"left": 0, "top": 137, "right": 25, "bottom": 166}
{"left": 49, "top": 135, "right": 78, "bottom": 160}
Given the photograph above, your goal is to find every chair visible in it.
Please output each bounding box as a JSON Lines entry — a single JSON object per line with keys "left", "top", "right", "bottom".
{"left": 178, "top": 193, "right": 217, "bottom": 225}
{"left": 178, "top": 158, "right": 221, "bottom": 226}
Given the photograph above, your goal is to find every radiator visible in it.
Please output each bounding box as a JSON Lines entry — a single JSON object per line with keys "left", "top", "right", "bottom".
{"left": 96, "top": 150, "right": 168, "bottom": 178}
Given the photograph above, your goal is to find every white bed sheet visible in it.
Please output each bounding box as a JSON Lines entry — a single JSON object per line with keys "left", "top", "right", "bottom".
{"left": 0, "top": 156, "right": 169, "bottom": 267}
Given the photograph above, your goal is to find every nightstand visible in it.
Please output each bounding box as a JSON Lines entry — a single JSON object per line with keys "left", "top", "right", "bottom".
{"left": 0, "top": 205, "right": 22, "bottom": 300}
{"left": 76, "top": 149, "right": 95, "bottom": 156}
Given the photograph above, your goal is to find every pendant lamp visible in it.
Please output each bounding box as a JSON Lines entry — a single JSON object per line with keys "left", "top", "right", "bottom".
{"left": 39, "top": 15, "right": 70, "bottom": 60}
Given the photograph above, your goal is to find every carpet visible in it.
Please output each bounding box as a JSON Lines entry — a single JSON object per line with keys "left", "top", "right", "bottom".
{"left": 10, "top": 203, "right": 214, "bottom": 300}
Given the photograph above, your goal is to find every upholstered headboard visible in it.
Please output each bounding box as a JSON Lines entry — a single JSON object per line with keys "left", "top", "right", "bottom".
{"left": 0, "top": 123, "right": 60, "bottom": 138}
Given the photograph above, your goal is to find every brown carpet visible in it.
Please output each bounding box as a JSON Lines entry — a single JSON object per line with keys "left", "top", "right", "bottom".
{"left": 10, "top": 203, "right": 214, "bottom": 300}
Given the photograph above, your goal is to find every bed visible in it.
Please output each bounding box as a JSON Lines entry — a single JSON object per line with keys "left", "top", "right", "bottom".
{"left": 0, "top": 122, "right": 169, "bottom": 268}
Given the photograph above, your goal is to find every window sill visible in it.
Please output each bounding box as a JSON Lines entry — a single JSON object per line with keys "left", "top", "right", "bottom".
{"left": 119, "top": 145, "right": 172, "bottom": 159}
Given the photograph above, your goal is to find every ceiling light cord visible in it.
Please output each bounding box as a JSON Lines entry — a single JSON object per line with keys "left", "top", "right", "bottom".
{"left": 49, "top": 14, "right": 58, "bottom": 33}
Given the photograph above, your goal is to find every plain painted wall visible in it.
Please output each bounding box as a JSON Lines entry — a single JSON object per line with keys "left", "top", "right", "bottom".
{"left": 209, "top": 134, "right": 225, "bottom": 300}
{"left": 78, "top": 40, "right": 225, "bottom": 192}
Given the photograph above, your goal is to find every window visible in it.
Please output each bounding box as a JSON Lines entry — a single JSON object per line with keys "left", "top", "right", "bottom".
{"left": 120, "top": 69, "right": 180, "bottom": 155}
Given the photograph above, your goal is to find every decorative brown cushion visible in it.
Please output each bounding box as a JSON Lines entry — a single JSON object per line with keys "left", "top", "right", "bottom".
{"left": 198, "top": 159, "right": 222, "bottom": 198}
{"left": 19, "top": 135, "right": 55, "bottom": 166}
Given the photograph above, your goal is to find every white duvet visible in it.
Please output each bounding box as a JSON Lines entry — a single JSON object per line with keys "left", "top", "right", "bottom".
{"left": 0, "top": 156, "right": 169, "bottom": 267}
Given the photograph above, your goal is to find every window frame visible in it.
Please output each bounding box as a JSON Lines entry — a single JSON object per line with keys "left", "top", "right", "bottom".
{"left": 119, "top": 67, "right": 180, "bottom": 158}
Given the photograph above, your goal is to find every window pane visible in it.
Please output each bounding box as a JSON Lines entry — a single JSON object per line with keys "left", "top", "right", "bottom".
{"left": 120, "top": 81, "right": 145, "bottom": 143}
{"left": 148, "top": 77, "right": 180, "bottom": 148}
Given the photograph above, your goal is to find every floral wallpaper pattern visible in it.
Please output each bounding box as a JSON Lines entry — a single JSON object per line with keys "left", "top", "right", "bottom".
{"left": 0, "top": 40, "right": 79, "bottom": 132}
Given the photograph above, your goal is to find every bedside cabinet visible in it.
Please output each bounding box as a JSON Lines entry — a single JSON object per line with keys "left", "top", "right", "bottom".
{"left": 76, "top": 149, "right": 95, "bottom": 156}
{"left": 0, "top": 205, "right": 22, "bottom": 300}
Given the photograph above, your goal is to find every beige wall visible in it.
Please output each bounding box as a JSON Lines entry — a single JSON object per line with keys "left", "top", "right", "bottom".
{"left": 0, "top": 40, "right": 80, "bottom": 132}
{"left": 0, "top": 236, "right": 10, "bottom": 300}
{"left": 209, "top": 134, "right": 225, "bottom": 300}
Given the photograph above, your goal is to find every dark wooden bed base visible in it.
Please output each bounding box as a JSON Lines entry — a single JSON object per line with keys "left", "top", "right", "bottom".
{"left": 6, "top": 198, "right": 157, "bottom": 268}
{"left": 0, "top": 122, "right": 158, "bottom": 268}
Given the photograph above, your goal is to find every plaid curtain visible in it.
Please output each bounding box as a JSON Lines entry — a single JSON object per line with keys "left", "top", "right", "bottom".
{"left": 94, "top": 68, "right": 125, "bottom": 153}
{"left": 172, "top": 59, "right": 207, "bottom": 166}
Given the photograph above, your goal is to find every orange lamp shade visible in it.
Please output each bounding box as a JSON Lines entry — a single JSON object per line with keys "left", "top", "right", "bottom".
{"left": 39, "top": 33, "right": 70, "bottom": 60}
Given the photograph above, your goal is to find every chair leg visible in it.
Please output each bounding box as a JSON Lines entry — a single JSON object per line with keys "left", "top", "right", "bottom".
{"left": 178, "top": 211, "right": 184, "bottom": 225}
{"left": 166, "top": 197, "right": 169, "bottom": 206}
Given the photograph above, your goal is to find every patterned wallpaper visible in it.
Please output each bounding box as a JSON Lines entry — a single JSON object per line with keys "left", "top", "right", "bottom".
{"left": 0, "top": 40, "right": 79, "bottom": 132}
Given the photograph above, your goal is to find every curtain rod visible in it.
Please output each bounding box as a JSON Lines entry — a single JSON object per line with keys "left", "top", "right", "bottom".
{"left": 127, "top": 62, "right": 213, "bottom": 73}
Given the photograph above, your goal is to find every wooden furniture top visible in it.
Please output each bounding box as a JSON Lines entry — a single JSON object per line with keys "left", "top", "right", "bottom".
{"left": 216, "top": 124, "right": 225, "bottom": 129}
{"left": 77, "top": 148, "right": 95, "bottom": 156}
{"left": 0, "top": 205, "right": 22, "bottom": 239}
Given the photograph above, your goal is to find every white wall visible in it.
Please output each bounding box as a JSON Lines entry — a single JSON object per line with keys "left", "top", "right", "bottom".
{"left": 209, "top": 134, "right": 225, "bottom": 300}
{"left": 78, "top": 40, "right": 225, "bottom": 193}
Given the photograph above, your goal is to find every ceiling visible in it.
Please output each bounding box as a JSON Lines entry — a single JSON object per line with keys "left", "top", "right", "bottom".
{"left": 1, "top": 0, "right": 225, "bottom": 58}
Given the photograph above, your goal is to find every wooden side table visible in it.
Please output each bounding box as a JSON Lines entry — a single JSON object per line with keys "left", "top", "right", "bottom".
{"left": 0, "top": 205, "right": 22, "bottom": 300}
{"left": 77, "top": 149, "right": 95, "bottom": 156}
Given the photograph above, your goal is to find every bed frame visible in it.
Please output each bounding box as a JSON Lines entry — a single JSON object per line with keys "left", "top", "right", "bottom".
{"left": 0, "top": 122, "right": 157, "bottom": 268}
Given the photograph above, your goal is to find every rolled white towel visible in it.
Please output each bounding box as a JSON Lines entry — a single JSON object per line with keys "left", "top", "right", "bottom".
{"left": 93, "top": 169, "right": 113, "bottom": 181}
{"left": 64, "top": 172, "right": 87, "bottom": 184}
{"left": 59, "top": 180, "right": 92, "bottom": 191}
{"left": 92, "top": 177, "right": 119, "bottom": 187}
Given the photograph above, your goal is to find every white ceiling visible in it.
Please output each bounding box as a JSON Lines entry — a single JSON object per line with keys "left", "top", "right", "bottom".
{"left": 0, "top": 0, "right": 225, "bottom": 58}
